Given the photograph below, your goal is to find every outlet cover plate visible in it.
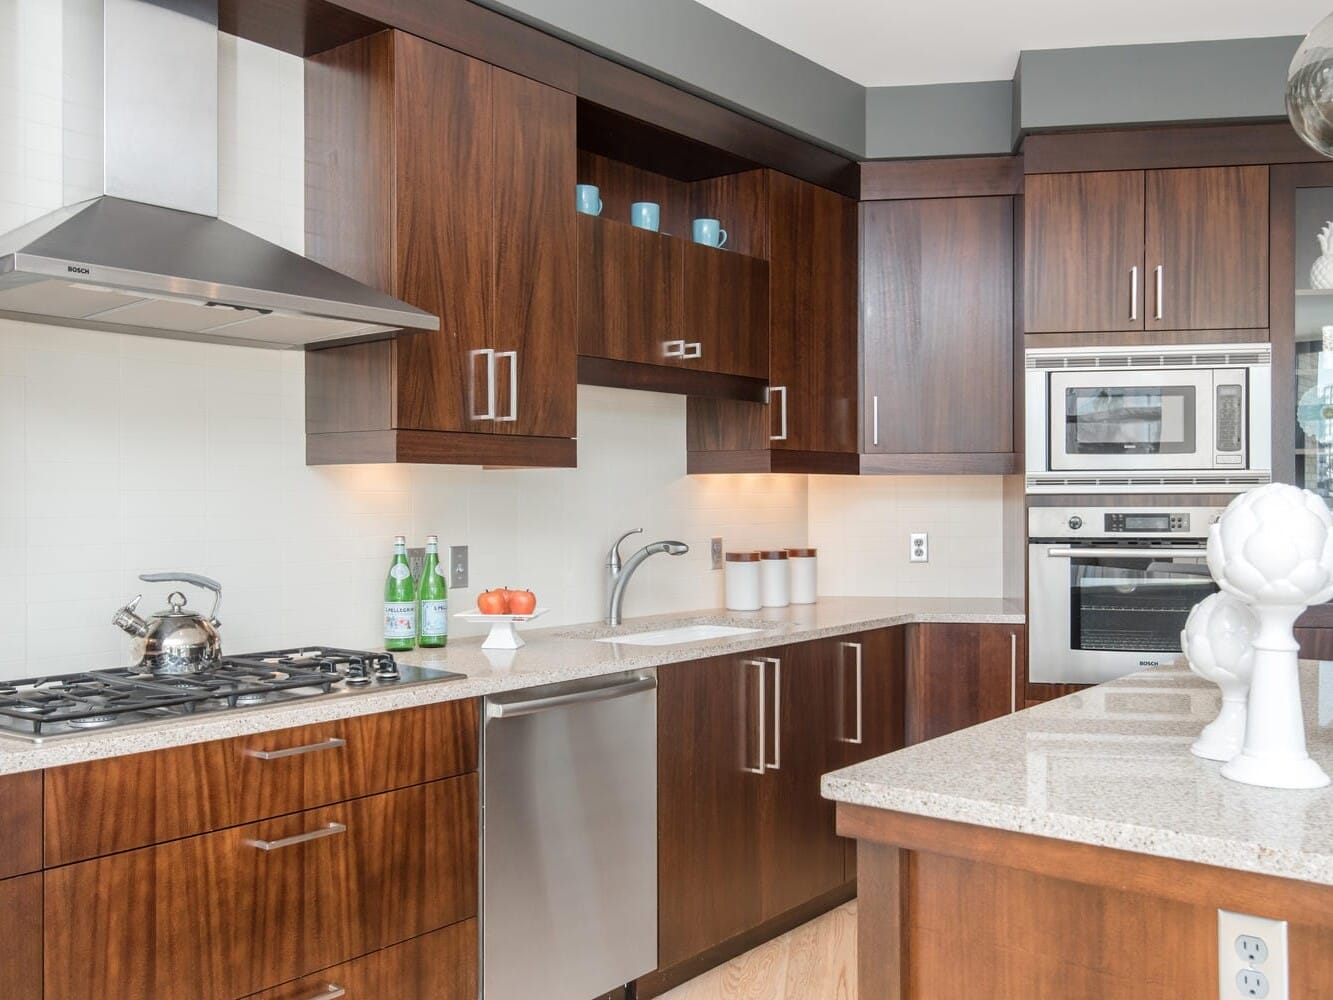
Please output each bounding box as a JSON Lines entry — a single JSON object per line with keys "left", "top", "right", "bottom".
{"left": 407, "top": 547, "right": 425, "bottom": 582}
{"left": 909, "top": 532, "right": 929, "bottom": 563}
{"left": 1219, "top": 910, "right": 1287, "bottom": 1000}
{"left": 449, "top": 545, "right": 469, "bottom": 589}
{"left": 711, "top": 536, "right": 723, "bottom": 570}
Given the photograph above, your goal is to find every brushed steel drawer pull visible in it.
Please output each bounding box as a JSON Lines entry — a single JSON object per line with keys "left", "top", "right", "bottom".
{"left": 764, "top": 656, "right": 782, "bottom": 771}
{"left": 300, "top": 986, "right": 346, "bottom": 1000}
{"left": 742, "top": 658, "right": 766, "bottom": 776}
{"left": 839, "top": 641, "right": 863, "bottom": 745}
{"left": 247, "top": 822, "right": 347, "bottom": 852}
{"left": 244, "top": 736, "right": 347, "bottom": 760}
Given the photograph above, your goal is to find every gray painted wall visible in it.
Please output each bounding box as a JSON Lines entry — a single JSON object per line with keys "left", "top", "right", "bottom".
{"left": 1016, "top": 36, "right": 1301, "bottom": 133}
{"left": 468, "top": 0, "right": 866, "bottom": 156}
{"left": 865, "top": 80, "right": 1013, "bottom": 159}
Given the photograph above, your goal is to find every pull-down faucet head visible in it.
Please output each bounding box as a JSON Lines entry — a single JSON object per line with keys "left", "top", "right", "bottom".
{"left": 606, "top": 529, "right": 689, "bottom": 625}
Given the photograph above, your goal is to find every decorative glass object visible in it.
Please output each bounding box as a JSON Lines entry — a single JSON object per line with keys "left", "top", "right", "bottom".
{"left": 1288, "top": 13, "right": 1333, "bottom": 158}
{"left": 1181, "top": 592, "right": 1258, "bottom": 762}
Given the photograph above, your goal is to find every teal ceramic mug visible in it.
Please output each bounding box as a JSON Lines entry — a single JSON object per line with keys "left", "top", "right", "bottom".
{"left": 630, "top": 202, "right": 661, "bottom": 232}
{"left": 692, "top": 218, "right": 728, "bottom": 248}
{"left": 576, "top": 184, "right": 602, "bottom": 216}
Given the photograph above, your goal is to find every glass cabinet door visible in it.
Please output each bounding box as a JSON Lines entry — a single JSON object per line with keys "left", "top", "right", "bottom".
{"left": 1293, "top": 184, "right": 1333, "bottom": 501}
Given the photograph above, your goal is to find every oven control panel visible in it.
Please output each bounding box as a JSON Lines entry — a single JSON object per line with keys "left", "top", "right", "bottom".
{"left": 1105, "top": 512, "right": 1190, "bottom": 533}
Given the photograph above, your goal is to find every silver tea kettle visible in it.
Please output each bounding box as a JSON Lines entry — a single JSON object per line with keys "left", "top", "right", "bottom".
{"left": 113, "top": 573, "right": 223, "bottom": 675}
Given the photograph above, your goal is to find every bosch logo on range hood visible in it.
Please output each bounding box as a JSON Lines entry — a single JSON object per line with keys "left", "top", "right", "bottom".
{"left": 0, "top": 0, "right": 438, "bottom": 349}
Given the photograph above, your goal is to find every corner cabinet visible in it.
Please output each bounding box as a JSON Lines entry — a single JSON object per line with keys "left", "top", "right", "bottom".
{"left": 905, "top": 623, "right": 1024, "bottom": 744}
{"left": 1024, "top": 166, "right": 1268, "bottom": 334}
{"left": 860, "top": 195, "right": 1017, "bottom": 472}
{"left": 304, "top": 30, "right": 577, "bottom": 467}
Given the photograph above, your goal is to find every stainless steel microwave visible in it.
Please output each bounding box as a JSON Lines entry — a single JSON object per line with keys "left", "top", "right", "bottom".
{"left": 1024, "top": 343, "right": 1272, "bottom": 494}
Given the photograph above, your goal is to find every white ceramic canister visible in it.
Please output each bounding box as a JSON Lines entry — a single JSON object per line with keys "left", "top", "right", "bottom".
{"left": 759, "top": 550, "right": 790, "bottom": 608}
{"left": 724, "top": 551, "right": 762, "bottom": 611}
{"left": 786, "top": 547, "right": 817, "bottom": 604}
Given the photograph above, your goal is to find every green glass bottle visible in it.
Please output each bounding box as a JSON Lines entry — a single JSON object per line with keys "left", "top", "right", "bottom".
{"left": 383, "top": 534, "right": 416, "bottom": 651}
{"left": 418, "top": 534, "right": 449, "bottom": 648}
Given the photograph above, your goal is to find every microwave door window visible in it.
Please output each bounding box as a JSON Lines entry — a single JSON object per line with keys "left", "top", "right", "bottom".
{"left": 1065, "top": 386, "right": 1197, "bottom": 455}
{"left": 1068, "top": 556, "right": 1216, "bottom": 655}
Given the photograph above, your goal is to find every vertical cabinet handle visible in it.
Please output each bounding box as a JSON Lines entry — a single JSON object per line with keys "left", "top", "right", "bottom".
{"left": 469, "top": 348, "right": 497, "bottom": 421}
{"left": 839, "top": 641, "right": 863, "bottom": 745}
{"left": 871, "top": 395, "right": 880, "bottom": 448}
{"left": 1154, "top": 265, "right": 1164, "bottom": 320}
{"left": 743, "top": 658, "right": 766, "bottom": 775}
{"left": 763, "top": 657, "right": 782, "bottom": 770}
{"left": 497, "top": 350, "right": 518, "bottom": 422}
{"left": 1130, "top": 265, "right": 1138, "bottom": 321}
{"left": 1010, "top": 633, "right": 1018, "bottom": 714}
{"left": 769, "top": 385, "right": 788, "bottom": 442}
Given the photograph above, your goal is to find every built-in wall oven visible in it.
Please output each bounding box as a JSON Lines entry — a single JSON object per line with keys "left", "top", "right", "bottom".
{"left": 1025, "top": 343, "right": 1272, "bottom": 493}
{"left": 1028, "top": 505, "right": 1226, "bottom": 685}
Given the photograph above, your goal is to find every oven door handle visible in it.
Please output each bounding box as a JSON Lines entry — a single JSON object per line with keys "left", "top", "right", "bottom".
{"left": 1046, "top": 546, "right": 1209, "bottom": 559}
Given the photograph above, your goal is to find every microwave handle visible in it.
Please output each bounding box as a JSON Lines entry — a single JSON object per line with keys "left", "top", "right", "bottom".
{"left": 1046, "top": 547, "right": 1209, "bottom": 559}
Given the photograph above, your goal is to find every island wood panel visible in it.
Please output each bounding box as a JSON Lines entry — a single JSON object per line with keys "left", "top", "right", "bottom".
{"left": 1144, "top": 166, "right": 1268, "bottom": 331}
{"left": 45, "top": 778, "right": 477, "bottom": 1000}
{"left": 1023, "top": 170, "right": 1145, "bottom": 333}
{"left": 905, "top": 624, "right": 1022, "bottom": 744}
{"left": 657, "top": 653, "right": 764, "bottom": 969}
{"left": 861, "top": 195, "right": 1014, "bottom": 455}
{"left": 45, "top": 699, "right": 478, "bottom": 865}
{"left": 0, "top": 873, "right": 41, "bottom": 1000}
{"left": 683, "top": 244, "right": 770, "bottom": 379}
{"left": 767, "top": 171, "right": 859, "bottom": 454}
{"left": 244, "top": 921, "right": 478, "bottom": 1000}
{"left": 491, "top": 68, "right": 578, "bottom": 438}
{"left": 577, "top": 215, "right": 684, "bottom": 366}
{"left": 758, "top": 641, "right": 846, "bottom": 923}
{"left": 0, "top": 771, "right": 41, "bottom": 878}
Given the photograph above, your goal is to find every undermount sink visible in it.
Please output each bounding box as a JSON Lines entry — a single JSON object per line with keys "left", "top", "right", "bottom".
{"left": 595, "top": 624, "right": 762, "bottom": 646}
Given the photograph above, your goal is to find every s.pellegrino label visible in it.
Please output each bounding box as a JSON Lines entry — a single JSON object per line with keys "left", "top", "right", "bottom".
{"left": 384, "top": 535, "right": 417, "bottom": 651}
{"left": 419, "top": 535, "right": 448, "bottom": 648}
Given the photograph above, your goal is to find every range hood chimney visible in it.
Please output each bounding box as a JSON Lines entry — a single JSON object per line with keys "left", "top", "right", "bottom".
{"left": 0, "top": 0, "right": 437, "bottom": 348}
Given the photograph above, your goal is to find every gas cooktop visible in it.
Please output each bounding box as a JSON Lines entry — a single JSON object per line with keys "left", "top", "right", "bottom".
{"left": 0, "top": 647, "right": 462, "bottom": 743}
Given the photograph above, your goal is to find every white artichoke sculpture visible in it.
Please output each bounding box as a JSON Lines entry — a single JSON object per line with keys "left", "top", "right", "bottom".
{"left": 1207, "top": 483, "right": 1333, "bottom": 607}
{"left": 1180, "top": 592, "right": 1258, "bottom": 761}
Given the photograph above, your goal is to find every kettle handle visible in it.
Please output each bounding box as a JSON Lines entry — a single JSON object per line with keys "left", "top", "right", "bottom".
{"left": 139, "top": 572, "right": 222, "bottom": 623}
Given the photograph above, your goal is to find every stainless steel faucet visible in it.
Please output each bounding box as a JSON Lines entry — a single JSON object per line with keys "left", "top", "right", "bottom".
{"left": 606, "top": 529, "right": 689, "bottom": 625}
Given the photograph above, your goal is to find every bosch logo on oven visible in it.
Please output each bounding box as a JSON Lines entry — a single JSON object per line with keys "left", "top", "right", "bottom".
{"left": 1139, "top": 659, "right": 1161, "bottom": 667}
{"left": 66, "top": 265, "right": 90, "bottom": 275}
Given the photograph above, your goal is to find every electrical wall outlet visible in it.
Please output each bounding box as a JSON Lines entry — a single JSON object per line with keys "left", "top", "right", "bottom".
{"left": 1219, "top": 910, "right": 1288, "bottom": 1000}
{"left": 407, "top": 547, "right": 425, "bottom": 582}
{"left": 449, "top": 545, "right": 469, "bottom": 589}
{"left": 909, "top": 532, "right": 929, "bottom": 563}
{"left": 711, "top": 536, "right": 724, "bottom": 570}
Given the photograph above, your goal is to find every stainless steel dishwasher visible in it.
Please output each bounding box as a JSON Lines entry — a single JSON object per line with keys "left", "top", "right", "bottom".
{"left": 482, "top": 669, "right": 658, "bottom": 1000}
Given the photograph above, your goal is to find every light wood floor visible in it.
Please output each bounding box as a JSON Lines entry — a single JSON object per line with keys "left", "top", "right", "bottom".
{"left": 660, "top": 901, "right": 857, "bottom": 1000}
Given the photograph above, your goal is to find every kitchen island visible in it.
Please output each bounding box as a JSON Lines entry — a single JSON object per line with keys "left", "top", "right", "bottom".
{"left": 823, "top": 662, "right": 1333, "bottom": 999}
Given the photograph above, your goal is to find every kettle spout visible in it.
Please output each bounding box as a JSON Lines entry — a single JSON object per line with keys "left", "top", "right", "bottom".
{"left": 112, "top": 595, "right": 150, "bottom": 638}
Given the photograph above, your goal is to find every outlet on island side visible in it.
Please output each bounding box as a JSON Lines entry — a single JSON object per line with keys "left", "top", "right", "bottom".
{"left": 909, "top": 532, "right": 929, "bottom": 563}
{"left": 1219, "top": 910, "right": 1287, "bottom": 1000}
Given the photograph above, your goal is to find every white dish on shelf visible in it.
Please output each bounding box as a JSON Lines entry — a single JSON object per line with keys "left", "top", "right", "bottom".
{"left": 455, "top": 609, "right": 549, "bottom": 649}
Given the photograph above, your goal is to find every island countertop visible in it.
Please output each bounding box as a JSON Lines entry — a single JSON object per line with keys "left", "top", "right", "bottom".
{"left": 823, "top": 661, "right": 1333, "bottom": 886}
{"left": 0, "top": 595, "right": 1022, "bottom": 775}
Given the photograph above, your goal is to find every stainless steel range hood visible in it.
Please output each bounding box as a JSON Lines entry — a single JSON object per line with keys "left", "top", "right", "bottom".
{"left": 0, "top": 0, "right": 437, "bottom": 349}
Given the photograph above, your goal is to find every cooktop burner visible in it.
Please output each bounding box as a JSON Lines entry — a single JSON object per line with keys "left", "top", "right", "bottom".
{"left": 0, "top": 647, "right": 462, "bottom": 743}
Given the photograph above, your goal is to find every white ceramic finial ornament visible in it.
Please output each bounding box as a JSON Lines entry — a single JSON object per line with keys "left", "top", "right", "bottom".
{"left": 1181, "top": 593, "right": 1259, "bottom": 761}
{"left": 1314, "top": 222, "right": 1333, "bottom": 289}
{"left": 1206, "top": 483, "right": 1333, "bottom": 789}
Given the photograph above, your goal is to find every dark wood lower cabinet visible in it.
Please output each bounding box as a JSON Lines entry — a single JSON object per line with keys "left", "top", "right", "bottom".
{"left": 44, "top": 777, "right": 477, "bottom": 1000}
{"left": 906, "top": 623, "right": 1024, "bottom": 744}
{"left": 0, "top": 873, "right": 41, "bottom": 1000}
{"left": 0, "top": 770, "right": 41, "bottom": 879}
{"left": 245, "top": 921, "right": 478, "bottom": 1000}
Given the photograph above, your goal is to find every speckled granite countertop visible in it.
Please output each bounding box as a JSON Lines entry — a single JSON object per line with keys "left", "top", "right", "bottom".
{"left": 0, "top": 596, "right": 1022, "bottom": 775}
{"left": 823, "top": 661, "right": 1333, "bottom": 885}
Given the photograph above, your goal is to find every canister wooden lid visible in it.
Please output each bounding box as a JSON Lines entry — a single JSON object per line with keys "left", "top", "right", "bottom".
{"left": 759, "top": 550, "right": 788, "bottom": 560}
{"left": 725, "top": 551, "right": 761, "bottom": 562}
{"left": 785, "top": 548, "right": 817, "bottom": 557}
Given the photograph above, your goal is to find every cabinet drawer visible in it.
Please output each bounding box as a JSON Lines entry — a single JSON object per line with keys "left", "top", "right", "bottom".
{"left": 245, "top": 921, "right": 477, "bottom": 1000}
{"left": 45, "top": 698, "right": 478, "bottom": 864}
{"left": 45, "top": 776, "right": 478, "bottom": 1000}
{"left": 0, "top": 771, "right": 42, "bottom": 878}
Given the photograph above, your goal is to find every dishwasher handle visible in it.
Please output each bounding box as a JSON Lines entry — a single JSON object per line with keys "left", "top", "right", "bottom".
{"left": 486, "top": 675, "right": 657, "bottom": 719}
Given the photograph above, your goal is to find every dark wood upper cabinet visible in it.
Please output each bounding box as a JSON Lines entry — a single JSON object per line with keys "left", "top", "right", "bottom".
{"left": 683, "top": 242, "right": 770, "bottom": 379}
{"left": 906, "top": 623, "right": 1024, "bottom": 744}
{"left": 304, "top": 29, "right": 577, "bottom": 466}
{"left": 1025, "top": 166, "right": 1268, "bottom": 335}
{"left": 1144, "top": 166, "right": 1269, "bottom": 331}
{"left": 577, "top": 216, "right": 684, "bottom": 367}
{"left": 861, "top": 196, "right": 1015, "bottom": 457}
